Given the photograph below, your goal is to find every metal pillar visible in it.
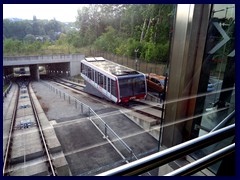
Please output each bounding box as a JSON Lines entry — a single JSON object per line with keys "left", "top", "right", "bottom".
{"left": 162, "top": 4, "right": 212, "bottom": 148}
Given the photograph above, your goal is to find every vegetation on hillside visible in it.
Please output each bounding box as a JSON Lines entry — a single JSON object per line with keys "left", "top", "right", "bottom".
{"left": 3, "top": 4, "right": 175, "bottom": 63}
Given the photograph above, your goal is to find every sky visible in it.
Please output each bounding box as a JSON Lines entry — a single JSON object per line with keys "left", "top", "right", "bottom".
{"left": 3, "top": 4, "right": 89, "bottom": 22}
{"left": 3, "top": 4, "right": 235, "bottom": 23}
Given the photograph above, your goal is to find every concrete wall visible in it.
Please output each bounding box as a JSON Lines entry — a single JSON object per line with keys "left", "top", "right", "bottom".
{"left": 70, "top": 60, "right": 81, "bottom": 76}
{"left": 3, "top": 54, "right": 85, "bottom": 78}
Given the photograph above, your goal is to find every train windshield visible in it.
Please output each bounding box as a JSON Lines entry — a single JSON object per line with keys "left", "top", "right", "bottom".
{"left": 119, "top": 76, "right": 146, "bottom": 98}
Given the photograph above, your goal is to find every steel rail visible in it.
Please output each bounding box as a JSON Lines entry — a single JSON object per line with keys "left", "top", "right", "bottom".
{"left": 3, "top": 84, "right": 19, "bottom": 176}
{"left": 28, "top": 83, "right": 56, "bottom": 176}
{"left": 165, "top": 143, "right": 235, "bottom": 176}
{"left": 210, "top": 110, "right": 235, "bottom": 132}
{"left": 97, "top": 124, "right": 235, "bottom": 176}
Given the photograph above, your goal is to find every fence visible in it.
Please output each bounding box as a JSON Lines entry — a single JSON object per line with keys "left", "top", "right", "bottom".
{"left": 83, "top": 50, "right": 167, "bottom": 75}
{"left": 3, "top": 82, "right": 12, "bottom": 102}
{"left": 3, "top": 54, "right": 84, "bottom": 61}
{"left": 4, "top": 51, "right": 167, "bottom": 75}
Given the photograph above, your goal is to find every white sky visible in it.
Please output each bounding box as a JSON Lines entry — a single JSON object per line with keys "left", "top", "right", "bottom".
{"left": 3, "top": 4, "right": 89, "bottom": 22}
{"left": 3, "top": 4, "right": 235, "bottom": 23}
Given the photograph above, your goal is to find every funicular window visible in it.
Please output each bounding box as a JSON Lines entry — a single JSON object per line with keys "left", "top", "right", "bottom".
{"left": 119, "top": 76, "right": 145, "bottom": 98}
{"left": 119, "top": 78, "right": 133, "bottom": 98}
{"left": 111, "top": 79, "right": 117, "bottom": 97}
{"left": 91, "top": 69, "right": 94, "bottom": 81}
{"left": 103, "top": 76, "right": 107, "bottom": 90}
{"left": 99, "top": 73, "right": 104, "bottom": 87}
{"left": 133, "top": 76, "right": 146, "bottom": 95}
{"left": 87, "top": 66, "right": 92, "bottom": 79}
{"left": 83, "top": 64, "right": 88, "bottom": 76}
{"left": 95, "top": 71, "right": 98, "bottom": 84}
{"left": 81, "top": 64, "right": 85, "bottom": 74}
{"left": 107, "top": 78, "right": 111, "bottom": 92}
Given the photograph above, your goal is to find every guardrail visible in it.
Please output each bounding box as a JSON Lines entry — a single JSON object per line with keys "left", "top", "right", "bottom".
{"left": 42, "top": 80, "right": 135, "bottom": 162}
{"left": 165, "top": 143, "right": 235, "bottom": 176}
{"left": 97, "top": 124, "right": 235, "bottom": 176}
{"left": 3, "top": 83, "right": 19, "bottom": 176}
{"left": 3, "top": 82, "right": 12, "bottom": 102}
{"left": 3, "top": 54, "right": 84, "bottom": 61}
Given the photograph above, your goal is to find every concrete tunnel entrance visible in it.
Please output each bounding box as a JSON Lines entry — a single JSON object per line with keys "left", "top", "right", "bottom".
{"left": 4, "top": 62, "right": 71, "bottom": 82}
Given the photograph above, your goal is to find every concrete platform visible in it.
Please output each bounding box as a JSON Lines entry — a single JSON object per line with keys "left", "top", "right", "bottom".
{"left": 119, "top": 100, "right": 165, "bottom": 141}
{"left": 10, "top": 157, "right": 49, "bottom": 176}
{"left": 3, "top": 83, "right": 71, "bottom": 176}
{"left": 31, "top": 81, "right": 162, "bottom": 175}
{"left": 11, "top": 127, "right": 43, "bottom": 163}
{"left": 16, "top": 106, "right": 33, "bottom": 117}
{"left": 124, "top": 110, "right": 157, "bottom": 130}
{"left": 53, "top": 117, "right": 124, "bottom": 175}
{"left": 29, "top": 84, "right": 71, "bottom": 175}
{"left": 52, "top": 151, "right": 72, "bottom": 176}
{"left": 15, "top": 115, "right": 36, "bottom": 129}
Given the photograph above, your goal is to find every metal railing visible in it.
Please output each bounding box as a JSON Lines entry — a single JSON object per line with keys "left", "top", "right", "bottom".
{"left": 3, "top": 82, "right": 12, "bottom": 102}
{"left": 165, "top": 143, "right": 235, "bottom": 176}
{"left": 42, "top": 81, "right": 135, "bottom": 161}
{"left": 97, "top": 124, "right": 235, "bottom": 176}
{"left": 3, "top": 54, "right": 84, "bottom": 61}
{"left": 3, "top": 84, "right": 19, "bottom": 176}
{"left": 210, "top": 110, "right": 235, "bottom": 132}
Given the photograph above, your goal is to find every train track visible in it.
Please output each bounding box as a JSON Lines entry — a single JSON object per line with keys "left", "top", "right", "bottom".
{"left": 45, "top": 76, "right": 157, "bottom": 176}
{"left": 50, "top": 77, "right": 86, "bottom": 93}
{"left": 3, "top": 81, "right": 57, "bottom": 176}
{"left": 48, "top": 76, "right": 164, "bottom": 125}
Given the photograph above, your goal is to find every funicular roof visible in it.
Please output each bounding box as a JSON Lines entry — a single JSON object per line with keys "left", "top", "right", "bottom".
{"left": 85, "top": 57, "right": 139, "bottom": 76}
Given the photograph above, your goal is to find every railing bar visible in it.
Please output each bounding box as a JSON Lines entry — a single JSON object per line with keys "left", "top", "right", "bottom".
{"left": 165, "top": 143, "right": 235, "bottom": 176}
{"left": 210, "top": 110, "right": 235, "bottom": 132}
{"left": 97, "top": 124, "right": 235, "bottom": 176}
{"left": 43, "top": 80, "right": 133, "bottom": 154}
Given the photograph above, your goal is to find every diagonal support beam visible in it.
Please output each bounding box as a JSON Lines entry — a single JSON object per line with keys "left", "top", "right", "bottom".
{"left": 208, "top": 22, "right": 230, "bottom": 54}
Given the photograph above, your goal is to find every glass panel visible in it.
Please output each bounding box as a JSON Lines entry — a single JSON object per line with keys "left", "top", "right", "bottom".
{"left": 192, "top": 4, "right": 235, "bottom": 174}
{"left": 111, "top": 79, "right": 116, "bottom": 96}
{"left": 192, "top": 4, "right": 235, "bottom": 136}
{"left": 133, "top": 76, "right": 146, "bottom": 95}
{"left": 119, "top": 75, "right": 146, "bottom": 98}
{"left": 119, "top": 78, "right": 134, "bottom": 98}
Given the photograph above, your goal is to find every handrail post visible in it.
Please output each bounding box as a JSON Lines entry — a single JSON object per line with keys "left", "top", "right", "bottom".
{"left": 104, "top": 123, "right": 108, "bottom": 138}
{"left": 97, "top": 124, "right": 235, "bottom": 176}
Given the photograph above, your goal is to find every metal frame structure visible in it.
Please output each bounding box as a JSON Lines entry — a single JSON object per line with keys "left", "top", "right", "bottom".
{"left": 97, "top": 124, "right": 235, "bottom": 176}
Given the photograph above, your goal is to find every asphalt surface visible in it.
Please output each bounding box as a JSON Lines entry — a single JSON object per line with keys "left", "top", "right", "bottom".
{"left": 32, "top": 81, "right": 159, "bottom": 176}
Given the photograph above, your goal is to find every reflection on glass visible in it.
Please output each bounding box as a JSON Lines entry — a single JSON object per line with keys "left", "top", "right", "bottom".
{"left": 192, "top": 4, "right": 235, "bottom": 174}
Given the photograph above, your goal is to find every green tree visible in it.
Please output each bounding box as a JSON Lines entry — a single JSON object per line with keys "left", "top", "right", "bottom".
{"left": 94, "top": 26, "right": 123, "bottom": 53}
{"left": 24, "top": 34, "right": 35, "bottom": 43}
